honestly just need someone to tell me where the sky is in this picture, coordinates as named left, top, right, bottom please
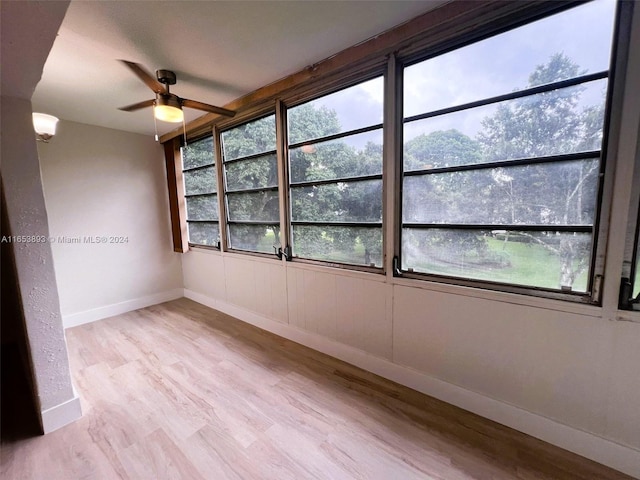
left=288, top=0, right=617, bottom=149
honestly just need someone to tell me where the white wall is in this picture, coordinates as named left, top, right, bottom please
left=38, top=120, right=183, bottom=327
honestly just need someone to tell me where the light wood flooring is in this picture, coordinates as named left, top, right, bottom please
left=1, top=298, right=633, bottom=479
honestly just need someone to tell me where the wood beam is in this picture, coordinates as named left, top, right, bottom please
left=164, top=139, right=189, bottom=252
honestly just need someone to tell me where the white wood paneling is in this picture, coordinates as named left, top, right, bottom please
left=605, top=321, right=640, bottom=447
left=392, top=284, right=620, bottom=440
left=287, top=268, right=336, bottom=335
left=286, top=267, right=392, bottom=359
left=223, top=255, right=287, bottom=324
left=253, top=259, right=288, bottom=323
left=182, top=250, right=226, bottom=302
left=224, top=256, right=256, bottom=311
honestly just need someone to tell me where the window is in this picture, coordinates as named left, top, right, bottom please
left=287, top=77, right=385, bottom=267
left=182, top=136, right=220, bottom=247
left=400, top=0, right=617, bottom=294
left=221, top=114, right=280, bottom=254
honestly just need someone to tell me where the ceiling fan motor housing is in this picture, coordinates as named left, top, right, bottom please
left=156, top=69, right=177, bottom=85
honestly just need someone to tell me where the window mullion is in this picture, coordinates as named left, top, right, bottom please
left=213, top=125, right=229, bottom=251
left=275, top=99, right=291, bottom=260
left=386, top=53, right=402, bottom=278
left=599, top=0, right=639, bottom=309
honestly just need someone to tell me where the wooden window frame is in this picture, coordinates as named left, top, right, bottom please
left=164, top=138, right=188, bottom=253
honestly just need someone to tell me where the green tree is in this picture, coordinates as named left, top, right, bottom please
left=400, top=54, right=605, bottom=289
left=182, top=137, right=219, bottom=246
left=403, top=129, right=494, bottom=267
left=477, top=53, right=603, bottom=287
left=289, top=105, right=383, bottom=265
left=220, top=115, right=279, bottom=251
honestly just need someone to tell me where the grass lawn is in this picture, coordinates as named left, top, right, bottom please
left=410, top=237, right=588, bottom=292
left=258, top=229, right=590, bottom=292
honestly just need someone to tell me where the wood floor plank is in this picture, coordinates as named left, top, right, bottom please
left=2, top=298, right=633, bottom=480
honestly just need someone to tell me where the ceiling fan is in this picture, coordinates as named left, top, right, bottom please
left=118, top=60, right=235, bottom=124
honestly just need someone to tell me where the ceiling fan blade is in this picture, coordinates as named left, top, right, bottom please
left=119, top=60, right=166, bottom=94
left=182, top=98, right=235, bottom=117
left=118, top=99, right=155, bottom=112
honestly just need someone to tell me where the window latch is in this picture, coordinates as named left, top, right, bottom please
left=274, top=245, right=292, bottom=261
left=393, top=256, right=402, bottom=276
left=619, top=277, right=640, bottom=309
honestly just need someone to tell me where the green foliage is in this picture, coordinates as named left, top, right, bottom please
left=220, top=115, right=280, bottom=251
left=404, top=129, right=482, bottom=170
left=222, top=115, right=277, bottom=160
left=475, top=53, right=603, bottom=287
left=184, top=53, right=605, bottom=287
left=182, top=137, right=220, bottom=246
left=478, top=54, right=587, bottom=161
left=288, top=106, right=384, bottom=265
left=403, top=53, right=605, bottom=288
left=182, top=136, right=214, bottom=170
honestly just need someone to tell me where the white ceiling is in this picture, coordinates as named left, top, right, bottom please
left=32, top=0, right=443, bottom=137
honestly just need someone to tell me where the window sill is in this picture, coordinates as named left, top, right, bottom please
left=287, top=258, right=387, bottom=282
left=391, top=275, right=603, bottom=317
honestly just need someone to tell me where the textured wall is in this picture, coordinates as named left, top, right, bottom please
left=1, top=96, right=75, bottom=412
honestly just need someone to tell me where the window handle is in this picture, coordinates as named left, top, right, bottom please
left=393, top=256, right=402, bottom=276
left=274, top=245, right=292, bottom=261
left=619, top=277, right=640, bottom=309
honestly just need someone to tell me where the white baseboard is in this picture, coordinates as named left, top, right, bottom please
left=41, top=394, right=82, bottom=434
left=63, top=288, right=184, bottom=329
left=184, top=288, right=640, bottom=478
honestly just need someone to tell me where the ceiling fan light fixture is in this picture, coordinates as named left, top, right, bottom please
left=154, top=94, right=183, bottom=123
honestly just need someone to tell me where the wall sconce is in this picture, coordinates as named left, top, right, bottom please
left=32, top=113, right=59, bottom=142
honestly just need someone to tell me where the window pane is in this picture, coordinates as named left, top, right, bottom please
left=184, top=166, right=216, bottom=195
left=291, top=180, right=382, bottom=223
left=404, top=80, right=607, bottom=170
left=188, top=222, right=219, bottom=247
left=288, top=77, right=384, bottom=144
left=404, top=0, right=616, bottom=117
left=227, top=191, right=279, bottom=222
left=225, top=153, right=278, bottom=191
left=228, top=224, right=279, bottom=253
left=402, top=228, right=591, bottom=291
left=292, top=225, right=382, bottom=267
left=186, top=194, right=218, bottom=221
left=287, top=75, right=385, bottom=268
left=182, top=137, right=214, bottom=170
left=289, top=129, right=383, bottom=183
left=221, top=115, right=276, bottom=161
left=403, top=160, right=598, bottom=225
left=223, top=114, right=280, bottom=254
